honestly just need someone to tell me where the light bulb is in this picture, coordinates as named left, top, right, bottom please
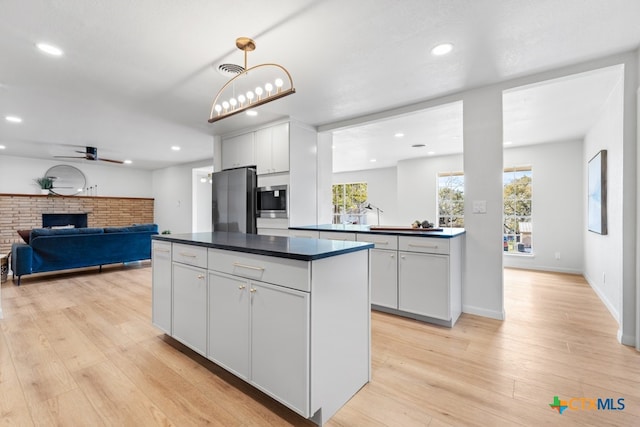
left=255, top=86, right=263, bottom=98
left=265, top=82, right=273, bottom=95
left=222, top=101, right=230, bottom=110
left=229, top=98, right=237, bottom=108
left=275, top=78, right=283, bottom=88
left=238, top=94, right=246, bottom=105
left=214, top=104, right=222, bottom=114
left=246, top=91, right=254, bottom=102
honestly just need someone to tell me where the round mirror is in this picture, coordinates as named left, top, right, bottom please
left=46, top=164, right=86, bottom=196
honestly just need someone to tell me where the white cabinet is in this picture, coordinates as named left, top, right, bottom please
left=208, top=272, right=250, bottom=379
left=222, top=132, right=255, bottom=170
left=370, top=248, right=398, bottom=308
left=172, top=262, right=207, bottom=355
left=208, top=270, right=310, bottom=415
left=398, top=251, right=449, bottom=320
left=151, top=241, right=172, bottom=333
left=250, top=281, right=309, bottom=414
left=256, top=123, right=289, bottom=175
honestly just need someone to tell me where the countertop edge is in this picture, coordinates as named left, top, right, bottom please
left=289, top=225, right=466, bottom=238
left=152, top=234, right=374, bottom=261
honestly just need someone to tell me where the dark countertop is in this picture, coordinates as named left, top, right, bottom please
left=152, top=231, right=373, bottom=261
left=289, top=224, right=466, bottom=238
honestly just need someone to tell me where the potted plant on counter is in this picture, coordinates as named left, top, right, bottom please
left=34, top=176, right=54, bottom=194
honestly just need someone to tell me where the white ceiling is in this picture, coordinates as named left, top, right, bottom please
left=1, top=1, right=639, bottom=170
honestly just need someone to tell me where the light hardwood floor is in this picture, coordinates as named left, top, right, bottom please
left=1, top=265, right=639, bottom=426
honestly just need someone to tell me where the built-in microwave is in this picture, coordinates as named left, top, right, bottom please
left=256, top=185, right=288, bottom=218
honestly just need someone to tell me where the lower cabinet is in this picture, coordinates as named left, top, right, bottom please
left=172, top=263, right=207, bottom=355
left=370, top=248, right=397, bottom=308
left=208, top=271, right=310, bottom=415
left=151, top=241, right=172, bottom=333
left=398, top=251, right=450, bottom=320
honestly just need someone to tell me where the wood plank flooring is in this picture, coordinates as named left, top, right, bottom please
left=1, top=265, right=639, bottom=426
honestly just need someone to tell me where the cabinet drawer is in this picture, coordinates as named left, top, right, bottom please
left=357, top=233, right=398, bottom=250
left=152, top=241, right=172, bottom=259
left=319, top=231, right=356, bottom=241
left=208, top=249, right=310, bottom=292
left=399, top=236, right=449, bottom=255
left=289, top=230, right=320, bottom=239
left=172, top=243, right=208, bottom=268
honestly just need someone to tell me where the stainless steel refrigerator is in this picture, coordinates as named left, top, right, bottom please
left=211, top=166, right=257, bottom=233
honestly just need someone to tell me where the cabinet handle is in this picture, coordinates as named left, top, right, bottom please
left=408, top=243, right=438, bottom=249
left=294, top=234, right=313, bottom=238
left=179, top=252, right=198, bottom=258
left=197, top=274, right=205, bottom=279
left=372, top=241, right=389, bottom=245
left=238, top=285, right=246, bottom=290
left=250, top=288, right=257, bottom=293
left=390, top=254, right=395, bottom=258
left=233, top=262, right=265, bottom=272
left=155, top=248, right=170, bottom=253
left=401, top=255, right=406, bottom=259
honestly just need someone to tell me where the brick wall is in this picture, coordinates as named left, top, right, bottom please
left=0, top=194, right=154, bottom=255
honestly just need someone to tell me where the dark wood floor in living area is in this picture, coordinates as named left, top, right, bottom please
left=1, top=265, right=639, bottom=426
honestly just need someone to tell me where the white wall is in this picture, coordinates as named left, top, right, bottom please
left=333, top=167, right=399, bottom=225
left=584, top=75, right=624, bottom=322
left=0, top=155, right=152, bottom=197
left=397, top=154, right=463, bottom=227
left=503, top=140, right=584, bottom=273
left=152, top=159, right=212, bottom=234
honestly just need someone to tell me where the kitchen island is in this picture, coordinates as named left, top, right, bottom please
left=290, top=225, right=465, bottom=327
left=151, top=231, right=373, bottom=426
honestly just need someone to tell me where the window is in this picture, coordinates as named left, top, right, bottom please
left=503, top=167, right=532, bottom=254
left=438, top=172, right=464, bottom=228
left=332, top=182, right=368, bottom=224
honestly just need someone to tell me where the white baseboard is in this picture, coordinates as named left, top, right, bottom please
left=462, top=305, right=505, bottom=320
left=583, top=272, right=620, bottom=323
left=618, top=329, right=636, bottom=347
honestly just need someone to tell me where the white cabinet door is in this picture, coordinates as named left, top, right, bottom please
left=270, top=122, right=290, bottom=173
left=208, top=272, right=250, bottom=380
left=398, top=252, right=450, bottom=320
left=172, top=263, right=207, bottom=355
left=255, top=123, right=289, bottom=175
left=255, top=127, right=272, bottom=175
left=250, top=281, right=309, bottom=416
left=222, top=132, right=255, bottom=170
left=370, top=248, right=398, bottom=308
left=152, top=241, right=172, bottom=333
left=319, top=231, right=357, bottom=241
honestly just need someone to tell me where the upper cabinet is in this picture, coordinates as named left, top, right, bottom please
left=255, top=122, right=290, bottom=175
left=222, top=122, right=289, bottom=174
left=222, top=132, right=255, bottom=170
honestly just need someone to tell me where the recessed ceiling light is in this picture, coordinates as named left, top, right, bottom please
left=370, top=159, right=377, bottom=162
left=504, top=141, right=513, bottom=145
left=0, top=145, right=6, bottom=150
left=5, top=115, right=22, bottom=123
left=36, top=43, right=64, bottom=56
left=431, top=43, right=453, bottom=56
left=394, top=132, right=404, bottom=138
left=171, top=146, right=181, bottom=151
left=123, top=159, right=132, bottom=164
left=427, top=151, right=436, bottom=155
left=412, top=144, right=426, bottom=148
left=246, top=110, right=258, bottom=117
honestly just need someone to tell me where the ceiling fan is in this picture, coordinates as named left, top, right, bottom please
left=54, top=146, right=124, bottom=164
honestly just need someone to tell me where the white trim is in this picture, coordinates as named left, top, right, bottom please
left=584, top=272, right=620, bottom=323
left=462, top=305, right=505, bottom=320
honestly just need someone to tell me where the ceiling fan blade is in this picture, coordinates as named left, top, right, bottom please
left=99, top=158, right=124, bottom=164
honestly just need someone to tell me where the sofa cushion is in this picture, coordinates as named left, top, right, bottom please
left=104, top=224, right=158, bottom=233
left=30, top=227, right=104, bottom=239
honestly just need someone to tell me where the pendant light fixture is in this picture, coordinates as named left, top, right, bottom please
left=209, top=37, right=295, bottom=123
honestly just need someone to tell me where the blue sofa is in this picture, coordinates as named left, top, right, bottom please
left=10, top=224, right=158, bottom=285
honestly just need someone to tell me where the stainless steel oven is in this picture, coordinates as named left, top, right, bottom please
left=256, top=185, right=288, bottom=218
